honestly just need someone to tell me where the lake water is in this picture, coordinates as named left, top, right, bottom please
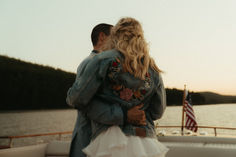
left=1, top=103, right=236, bottom=147
left=156, top=103, right=236, bottom=137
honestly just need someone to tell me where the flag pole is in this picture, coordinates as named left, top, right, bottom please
left=181, top=85, right=186, bottom=135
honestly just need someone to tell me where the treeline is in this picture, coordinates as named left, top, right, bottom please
left=0, top=55, right=235, bottom=110
left=166, top=88, right=205, bottom=106
left=0, top=55, right=75, bottom=110
left=198, top=92, right=236, bottom=104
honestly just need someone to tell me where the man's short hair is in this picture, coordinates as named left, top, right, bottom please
left=91, top=23, right=113, bottom=46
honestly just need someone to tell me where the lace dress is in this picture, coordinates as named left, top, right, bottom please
left=83, top=126, right=169, bottom=157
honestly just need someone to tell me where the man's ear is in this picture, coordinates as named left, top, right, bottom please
left=99, top=32, right=106, bottom=41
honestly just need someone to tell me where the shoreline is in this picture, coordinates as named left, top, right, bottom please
left=0, top=108, right=75, bottom=113
left=1, top=103, right=236, bottom=113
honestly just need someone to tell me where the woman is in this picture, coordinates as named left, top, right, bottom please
left=69, top=17, right=168, bottom=157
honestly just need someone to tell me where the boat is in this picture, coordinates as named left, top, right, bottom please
left=1, top=88, right=236, bottom=156
left=1, top=127, right=236, bottom=157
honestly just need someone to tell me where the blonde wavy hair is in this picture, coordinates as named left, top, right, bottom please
left=103, top=17, right=162, bottom=80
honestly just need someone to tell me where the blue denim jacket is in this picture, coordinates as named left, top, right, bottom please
left=67, top=50, right=126, bottom=157
left=67, top=49, right=166, bottom=156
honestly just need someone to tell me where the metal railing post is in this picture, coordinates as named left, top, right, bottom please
left=214, top=128, right=217, bottom=137
left=9, top=138, right=13, bottom=148
left=58, top=133, right=62, bottom=140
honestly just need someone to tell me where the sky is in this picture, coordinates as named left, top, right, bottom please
left=0, top=0, right=236, bottom=95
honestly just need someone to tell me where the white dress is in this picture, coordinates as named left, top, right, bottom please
left=83, top=126, right=169, bottom=157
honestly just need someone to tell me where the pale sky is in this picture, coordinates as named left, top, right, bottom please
left=0, top=0, right=236, bottom=95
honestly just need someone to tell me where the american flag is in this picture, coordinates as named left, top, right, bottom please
left=184, top=91, right=198, bottom=132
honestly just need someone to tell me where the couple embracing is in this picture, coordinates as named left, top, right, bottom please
left=67, top=17, right=169, bottom=157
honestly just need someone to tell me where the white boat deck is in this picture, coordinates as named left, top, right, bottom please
left=1, top=136, right=236, bottom=157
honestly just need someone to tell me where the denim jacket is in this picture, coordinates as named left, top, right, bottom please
left=67, top=50, right=126, bottom=157
left=67, top=49, right=166, bottom=156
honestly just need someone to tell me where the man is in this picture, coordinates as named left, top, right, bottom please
left=67, top=23, right=112, bottom=157
left=67, top=23, right=146, bottom=157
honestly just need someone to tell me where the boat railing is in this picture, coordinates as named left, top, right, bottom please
left=156, top=125, right=236, bottom=137
left=0, top=131, right=72, bottom=149
left=1, top=126, right=236, bottom=149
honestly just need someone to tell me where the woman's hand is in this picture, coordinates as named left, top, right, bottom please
left=127, top=104, right=146, bottom=125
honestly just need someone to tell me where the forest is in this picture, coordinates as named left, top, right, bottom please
left=0, top=55, right=235, bottom=110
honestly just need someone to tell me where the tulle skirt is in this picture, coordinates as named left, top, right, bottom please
left=83, top=126, right=169, bottom=157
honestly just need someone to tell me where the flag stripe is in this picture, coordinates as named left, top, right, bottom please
left=184, top=91, right=198, bottom=132
left=186, top=108, right=195, bottom=117
left=186, top=109, right=196, bottom=119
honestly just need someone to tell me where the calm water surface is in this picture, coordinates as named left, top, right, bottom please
left=1, top=104, right=236, bottom=146
left=157, top=103, right=236, bottom=136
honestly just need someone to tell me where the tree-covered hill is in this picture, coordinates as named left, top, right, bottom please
left=165, top=89, right=236, bottom=105
left=199, top=92, right=236, bottom=104
left=165, top=88, right=206, bottom=106
left=0, top=55, right=235, bottom=110
left=0, top=55, right=75, bottom=110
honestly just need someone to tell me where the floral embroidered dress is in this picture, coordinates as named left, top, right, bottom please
left=67, top=49, right=168, bottom=157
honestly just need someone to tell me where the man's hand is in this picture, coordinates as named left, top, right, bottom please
left=127, top=104, right=146, bottom=125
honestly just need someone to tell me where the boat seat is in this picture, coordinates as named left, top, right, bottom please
left=158, top=136, right=236, bottom=157
left=158, top=136, right=236, bottom=144
left=0, top=143, right=47, bottom=157
left=45, top=141, right=70, bottom=157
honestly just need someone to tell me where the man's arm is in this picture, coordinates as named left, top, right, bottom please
left=66, top=54, right=94, bottom=108
left=66, top=56, right=111, bottom=110
left=147, top=74, right=166, bottom=120
left=85, top=98, right=146, bottom=126
left=85, top=100, right=124, bottom=125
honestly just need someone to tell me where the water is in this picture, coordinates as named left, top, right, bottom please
left=156, top=103, right=236, bottom=136
left=0, top=109, right=76, bottom=147
left=1, top=104, right=236, bottom=147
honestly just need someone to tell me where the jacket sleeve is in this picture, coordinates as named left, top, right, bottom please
left=84, top=98, right=125, bottom=125
left=66, top=56, right=111, bottom=110
left=147, top=73, right=166, bottom=120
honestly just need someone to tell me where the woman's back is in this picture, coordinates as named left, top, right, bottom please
left=83, top=49, right=166, bottom=139
left=82, top=48, right=168, bottom=157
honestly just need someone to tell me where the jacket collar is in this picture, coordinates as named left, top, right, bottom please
left=92, top=50, right=99, bottom=54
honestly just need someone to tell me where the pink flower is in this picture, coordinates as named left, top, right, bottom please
left=141, top=90, right=146, bottom=95
left=112, top=61, right=118, bottom=67
left=120, top=88, right=133, bottom=101
left=145, top=72, right=150, bottom=77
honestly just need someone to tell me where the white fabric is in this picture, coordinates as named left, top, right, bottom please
left=83, top=126, right=169, bottom=157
